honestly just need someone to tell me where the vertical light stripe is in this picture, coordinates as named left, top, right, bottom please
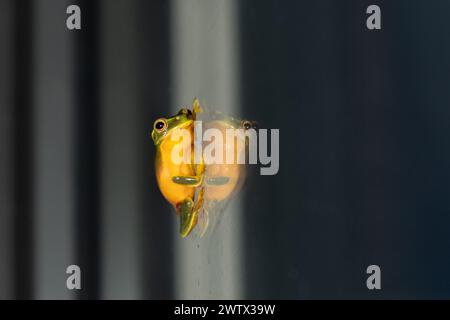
left=32, top=0, right=76, bottom=299
left=171, top=0, right=243, bottom=299
left=100, top=0, right=141, bottom=299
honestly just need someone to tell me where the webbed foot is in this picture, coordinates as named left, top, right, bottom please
left=178, top=198, right=197, bottom=237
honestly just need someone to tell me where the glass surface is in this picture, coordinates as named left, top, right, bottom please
left=0, top=0, right=450, bottom=299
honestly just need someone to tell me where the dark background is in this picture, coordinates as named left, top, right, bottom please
left=1, top=0, right=450, bottom=299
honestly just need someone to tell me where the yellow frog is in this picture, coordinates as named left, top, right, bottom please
left=151, top=99, right=254, bottom=237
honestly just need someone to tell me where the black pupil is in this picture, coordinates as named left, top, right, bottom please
left=244, top=122, right=251, bottom=130
left=156, top=121, right=165, bottom=130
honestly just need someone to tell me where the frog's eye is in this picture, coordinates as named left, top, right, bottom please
left=242, top=120, right=252, bottom=130
left=154, top=118, right=168, bottom=132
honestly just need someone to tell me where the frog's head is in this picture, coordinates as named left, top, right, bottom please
left=239, top=119, right=259, bottom=130
left=151, top=108, right=194, bottom=146
left=221, top=116, right=258, bottom=131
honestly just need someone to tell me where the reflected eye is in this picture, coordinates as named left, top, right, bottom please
left=154, top=118, right=168, bottom=132
left=242, top=120, right=252, bottom=130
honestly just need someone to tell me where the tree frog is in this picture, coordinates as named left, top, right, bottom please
left=151, top=98, right=255, bottom=237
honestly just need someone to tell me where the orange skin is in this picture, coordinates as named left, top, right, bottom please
left=152, top=101, right=253, bottom=237
left=203, top=120, right=245, bottom=202
left=155, top=123, right=196, bottom=208
left=155, top=120, right=244, bottom=206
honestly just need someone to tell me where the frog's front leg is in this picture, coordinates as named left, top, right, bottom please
left=205, top=176, right=230, bottom=185
left=178, top=197, right=197, bottom=237
left=172, top=175, right=202, bottom=186
left=172, top=160, right=205, bottom=186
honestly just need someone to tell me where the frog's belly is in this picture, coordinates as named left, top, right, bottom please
left=156, top=160, right=195, bottom=208
left=204, top=163, right=241, bottom=201
left=203, top=120, right=245, bottom=201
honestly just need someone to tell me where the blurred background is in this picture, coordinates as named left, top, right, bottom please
left=1, top=0, right=450, bottom=299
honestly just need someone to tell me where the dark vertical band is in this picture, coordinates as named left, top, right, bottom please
left=13, top=0, right=34, bottom=300
left=74, top=0, right=101, bottom=299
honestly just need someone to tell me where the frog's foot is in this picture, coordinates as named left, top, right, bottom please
left=172, top=175, right=202, bottom=187
left=205, top=176, right=230, bottom=186
left=197, top=208, right=209, bottom=237
left=177, top=198, right=197, bottom=237
left=192, top=97, right=203, bottom=116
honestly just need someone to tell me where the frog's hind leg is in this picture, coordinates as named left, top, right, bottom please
left=193, top=187, right=210, bottom=237
left=177, top=188, right=207, bottom=238
left=178, top=198, right=197, bottom=238
left=197, top=208, right=209, bottom=237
